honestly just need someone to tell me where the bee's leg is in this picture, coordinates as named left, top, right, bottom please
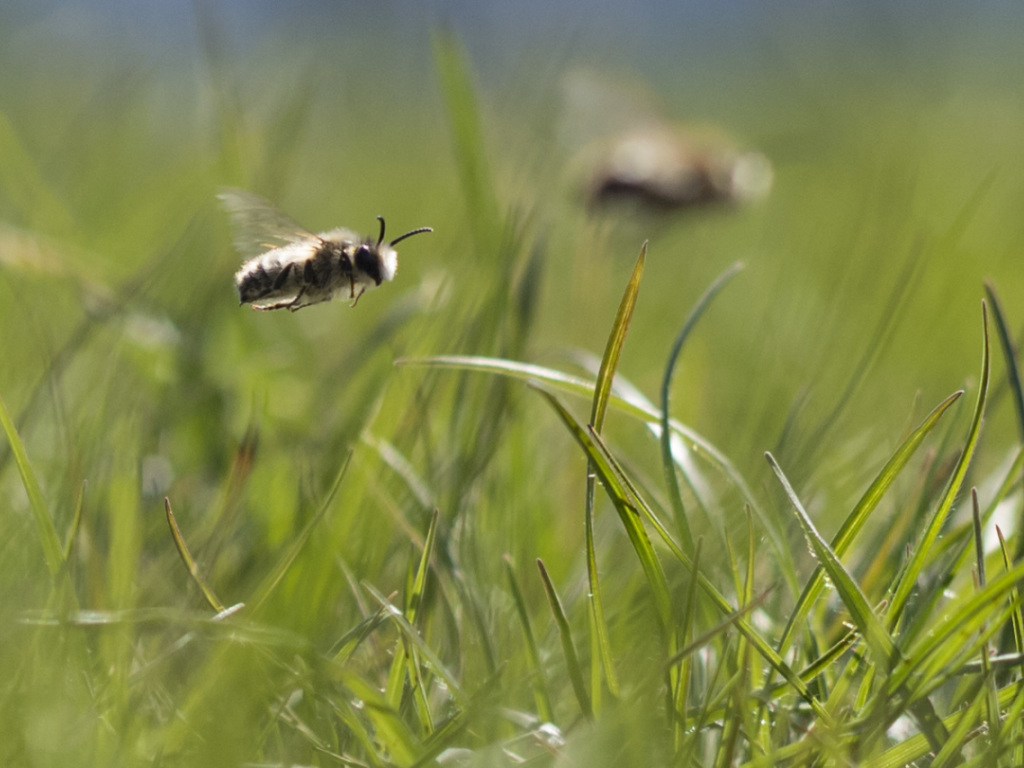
left=349, top=285, right=366, bottom=307
left=287, top=290, right=308, bottom=312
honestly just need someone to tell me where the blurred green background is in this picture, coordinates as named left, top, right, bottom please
left=1, top=2, right=1023, bottom=764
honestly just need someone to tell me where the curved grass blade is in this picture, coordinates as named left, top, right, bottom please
left=888, top=302, right=990, bottom=624
left=63, top=480, right=87, bottom=561
left=584, top=242, right=646, bottom=707
left=775, top=390, right=963, bottom=657
left=995, top=525, right=1024, bottom=671
left=406, top=508, right=439, bottom=625
left=249, top=450, right=353, bottom=613
left=765, top=452, right=897, bottom=668
left=503, top=555, right=553, bottom=722
left=893, top=557, right=1024, bottom=694
left=165, top=497, right=225, bottom=613
left=593, top=242, right=646, bottom=432
left=862, top=676, right=1021, bottom=768
left=660, top=261, right=743, bottom=555
left=970, top=488, right=1001, bottom=745
left=767, top=450, right=951, bottom=753
left=667, top=586, right=773, bottom=671
left=402, top=509, right=441, bottom=733
left=364, top=582, right=468, bottom=710
left=537, top=557, right=591, bottom=718
left=984, top=281, right=1024, bottom=560
left=674, top=537, right=702, bottom=740
left=0, top=388, right=64, bottom=579
left=331, top=666, right=423, bottom=767
left=533, top=385, right=673, bottom=635
left=801, top=249, right=922, bottom=467
left=532, top=384, right=833, bottom=723
left=395, top=355, right=775, bottom=567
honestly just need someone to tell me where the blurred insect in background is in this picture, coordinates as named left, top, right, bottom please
left=220, top=188, right=432, bottom=311
left=560, top=70, right=773, bottom=214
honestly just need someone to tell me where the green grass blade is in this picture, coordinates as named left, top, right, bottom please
left=776, top=389, right=963, bottom=656
left=667, top=587, right=772, bottom=670
left=503, top=555, right=553, bottom=722
left=63, top=480, right=86, bottom=561
left=432, top=28, right=500, bottom=251
left=995, top=526, right=1024, bottom=666
left=768, top=451, right=954, bottom=751
left=532, top=385, right=673, bottom=635
left=0, top=388, right=64, bottom=580
left=889, top=302, right=990, bottom=624
left=364, top=583, right=468, bottom=709
left=537, top=557, right=591, bottom=718
left=592, top=242, right=646, bottom=432
left=406, top=509, right=439, bottom=626
left=332, top=667, right=423, bottom=767
left=765, top=452, right=897, bottom=667
left=894, top=558, right=1024, bottom=691
left=660, top=261, right=743, bottom=554
left=396, top=354, right=774, bottom=563
left=970, top=489, right=1001, bottom=744
left=164, top=497, right=225, bottom=613
left=584, top=242, right=646, bottom=707
left=984, top=281, right=1024, bottom=560
left=249, top=450, right=353, bottom=614
left=401, top=509, right=441, bottom=734
left=674, top=537, right=702, bottom=740
left=404, top=357, right=831, bottom=724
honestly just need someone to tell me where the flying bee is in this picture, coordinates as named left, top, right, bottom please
left=584, top=127, right=773, bottom=212
left=219, top=188, right=432, bottom=311
left=559, top=69, right=772, bottom=214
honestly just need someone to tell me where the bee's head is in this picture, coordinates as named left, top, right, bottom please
left=361, top=216, right=431, bottom=285
left=354, top=242, right=394, bottom=286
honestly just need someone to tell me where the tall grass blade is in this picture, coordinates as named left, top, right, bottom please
left=800, top=250, right=921, bottom=467
left=533, top=385, right=673, bottom=634
left=888, top=302, right=990, bottom=624
left=765, top=452, right=897, bottom=667
left=532, top=383, right=832, bottom=722
left=776, top=389, right=963, bottom=657
left=983, top=281, right=1024, bottom=560
left=674, top=538, right=702, bottom=740
left=536, top=558, right=591, bottom=718
left=249, top=450, right=352, bottom=613
left=432, top=28, right=500, bottom=251
left=767, top=451, right=953, bottom=752
left=403, top=509, right=440, bottom=733
left=584, top=242, right=646, bottom=707
left=164, top=497, right=225, bottom=613
left=63, top=480, right=86, bottom=561
left=667, top=587, right=772, bottom=670
left=364, top=583, right=468, bottom=709
left=660, top=261, right=743, bottom=555
left=592, top=242, right=646, bottom=432
left=970, top=489, right=1001, bottom=745
left=406, top=508, right=439, bottom=625
left=995, top=526, right=1024, bottom=667
left=0, top=389, right=64, bottom=580
left=503, top=555, right=553, bottom=722
left=396, top=355, right=768, bottom=547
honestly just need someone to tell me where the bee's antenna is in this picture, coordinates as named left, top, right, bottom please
left=375, top=216, right=386, bottom=248
left=389, top=227, right=434, bottom=247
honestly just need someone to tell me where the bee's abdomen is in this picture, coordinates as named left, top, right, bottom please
left=236, top=261, right=281, bottom=302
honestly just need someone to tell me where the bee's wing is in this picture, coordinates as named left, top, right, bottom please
left=558, top=68, right=669, bottom=151
left=218, top=187, right=319, bottom=259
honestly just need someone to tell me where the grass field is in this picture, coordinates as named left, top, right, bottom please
left=2, top=7, right=1024, bottom=766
